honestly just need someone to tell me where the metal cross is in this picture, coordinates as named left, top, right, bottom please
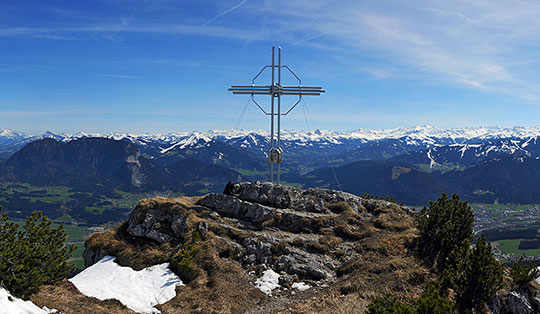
left=228, top=46, right=325, bottom=185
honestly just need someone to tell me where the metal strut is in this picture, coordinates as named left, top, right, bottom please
left=228, top=46, right=325, bottom=185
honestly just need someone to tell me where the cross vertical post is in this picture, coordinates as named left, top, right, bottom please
left=228, top=46, right=325, bottom=185
left=277, top=46, right=282, bottom=184
left=270, top=47, right=275, bottom=183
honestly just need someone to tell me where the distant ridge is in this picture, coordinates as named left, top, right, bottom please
left=6, top=125, right=540, bottom=144
left=0, top=137, right=241, bottom=193
left=3, top=126, right=540, bottom=206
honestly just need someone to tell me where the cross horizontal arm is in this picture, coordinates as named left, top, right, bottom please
left=281, top=92, right=324, bottom=95
left=229, top=85, right=325, bottom=95
left=231, top=92, right=273, bottom=95
left=230, top=85, right=271, bottom=88
left=231, top=91, right=324, bottom=95
left=230, top=85, right=323, bottom=89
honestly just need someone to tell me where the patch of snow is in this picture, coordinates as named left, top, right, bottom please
left=254, top=269, right=280, bottom=295
left=291, top=282, right=310, bottom=291
left=0, top=286, right=56, bottom=314
left=458, top=145, right=469, bottom=159
left=69, top=256, right=183, bottom=314
left=426, top=149, right=440, bottom=168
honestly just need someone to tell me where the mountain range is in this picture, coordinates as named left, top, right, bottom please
left=0, top=137, right=241, bottom=194
left=2, top=125, right=540, bottom=205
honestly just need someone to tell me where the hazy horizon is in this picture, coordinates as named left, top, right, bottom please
left=6, top=124, right=540, bottom=137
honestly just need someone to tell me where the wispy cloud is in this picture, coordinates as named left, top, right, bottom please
left=0, top=66, right=24, bottom=73
left=0, top=23, right=269, bottom=42
left=254, top=0, right=540, bottom=102
left=202, top=0, right=248, bottom=26
left=98, top=74, right=141, bottom=79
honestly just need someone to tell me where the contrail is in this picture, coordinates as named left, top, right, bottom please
left=202, top=0, right=248, bottom=26
left=99, top=74, right=141, bottom=79
left=287, top=32, right=328, bottom=48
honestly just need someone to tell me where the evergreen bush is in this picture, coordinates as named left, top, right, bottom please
left=446, top=234, right=503, bottom=312
left=367, top=282, right=453, bottom=314
left=510, top=256, right=540, bottom=289
left=413, top=282, right=453, bottom=314
left=169, top=230, right=201, bottom=283
left=0, top=208, right=75, bottom=298
left=416, top=193, right=474, bottom=269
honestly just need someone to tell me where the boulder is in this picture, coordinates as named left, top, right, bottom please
left=490, top=290, right=540, bottom=314
left=507, top=291, right=535, bottom=314
left=242, top=238, right=273, bottom=264
left=197, top=193, right=243, bottom=217
left=126, top=208, right=189, bottom=244
left=224, top=181, right=366, bottom=214
left=226, top=181, right=293, bottom=208
left=197, top=193, right=275, bottom=224
left=272, top=248, right=335, bottom=280
left=82, top=244, right=108, bottom=267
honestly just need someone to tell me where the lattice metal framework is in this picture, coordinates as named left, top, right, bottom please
left=229, top=46, right=325, bottom=184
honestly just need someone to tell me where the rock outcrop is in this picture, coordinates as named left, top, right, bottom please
left=490, top=289, right=540, bottom=314
left=125, top=207, right=189, bottom=244
left=82, top=181, right=425, bottom=313
left=51, top=181, right=540, bottom=313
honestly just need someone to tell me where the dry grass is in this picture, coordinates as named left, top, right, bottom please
left=277, top=256, right=431, bottom=314
left=159, top=237, right=266, bottom=314
left=326, top=201, right=360, bottom=214
left=31, top=279, right=134, bottom=314
left=86, top=224, right=172, bottom=270
left=135, top=196, right=202, bottom=212
left=129, top=196, right=203, bottom=226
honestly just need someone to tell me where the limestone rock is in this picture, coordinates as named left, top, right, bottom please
left=225, top=181, right=292, bottom=208
left=272, top=248, right=335, bottom=280
left=490, top=290, right=540, bottom=314
left=197, top=193, right=275, bottom=224
left=197, top=221, right=208, bottom=234
left=126, top=208, right=189, bottom=244
left=224, top=181, right=366, bottom=214
left=82, top=244, right=108, bottom=267
left=507, top=291, right=535, bottom=314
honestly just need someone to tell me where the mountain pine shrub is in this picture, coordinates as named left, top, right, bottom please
left=367, top=282, right=453, bottom=314
left=416, top=193, right=474, bottom=269
left=413, top=282, right=453, bottom=314
left=415, top=193, right=503, bottom=311
left=169, top=230, right=201, bottom=283
left=366, top=297, right=416, bottom=314
left=0, top=208, right=75, bottom=298
left=445, top=234, right=503, bottom=312
left=510, top=256, right=540, bottom=289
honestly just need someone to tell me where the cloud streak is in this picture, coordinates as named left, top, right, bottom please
left=0, top=22, right=269, bottom=42
left=202, top=0, right=248, bottom=26
left=98, top=74, right=141, bottom=79
left=256, top=0, right=540, bottom=102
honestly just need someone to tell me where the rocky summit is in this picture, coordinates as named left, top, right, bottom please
left=71, top=181, right=423, bottom=313
left=29, top=181, right=540, bottom=313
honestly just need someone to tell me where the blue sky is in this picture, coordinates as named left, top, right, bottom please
left=2, top=0, right=540, bottom=134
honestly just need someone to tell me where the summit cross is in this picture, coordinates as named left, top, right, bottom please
left=228, top=46, right=325, bottom=185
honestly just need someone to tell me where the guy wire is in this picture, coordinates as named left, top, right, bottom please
left=301, top=98, right=343, bottom=191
